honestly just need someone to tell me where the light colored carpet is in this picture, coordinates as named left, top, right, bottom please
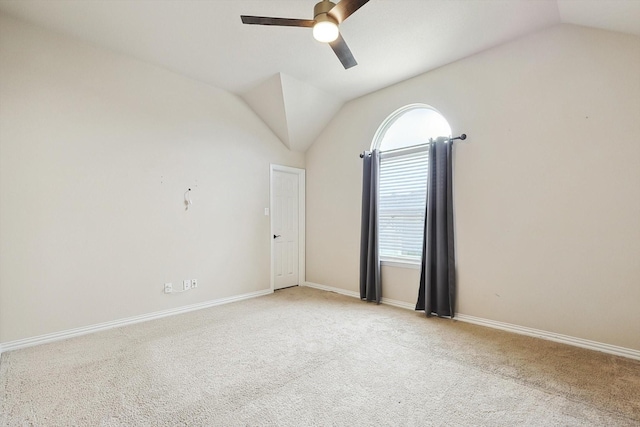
left=1, top=286, right=639, bottom=426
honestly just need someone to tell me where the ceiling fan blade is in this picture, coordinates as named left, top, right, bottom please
left=328, top=0, right=370, bottom=24
left=329, top=34, right=357, bottom=69
left=240, top=16, right=315, bottom=28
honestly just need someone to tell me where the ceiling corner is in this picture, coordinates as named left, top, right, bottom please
left=240, top=73, right=291, bottom=149
left=241, top=72, right=343, bottom=153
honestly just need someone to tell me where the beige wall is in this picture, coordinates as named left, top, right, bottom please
left=0, top=15, right=303, bottom=343
left=306, top=24, right=640, bottom=350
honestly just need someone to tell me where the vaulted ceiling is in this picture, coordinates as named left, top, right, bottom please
left=1, top=0, right=638, bottom=151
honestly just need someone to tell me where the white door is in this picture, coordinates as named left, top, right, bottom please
left=272, top=169, right=299, bottom=290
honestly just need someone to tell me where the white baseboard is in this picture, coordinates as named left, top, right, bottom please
left=303, top=281, right=640, bottom=361
left=454, top=314, right=640, bottom=361
left=0, top=289, right=273, bottom=355
left=303, top=281, right=360, bottom=299
left=380, top=296, right=416, bottom=311
left=303, top=281, right=415, bottom=310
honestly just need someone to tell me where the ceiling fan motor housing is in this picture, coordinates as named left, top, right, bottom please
left=314, top=0, right=338, bottom=24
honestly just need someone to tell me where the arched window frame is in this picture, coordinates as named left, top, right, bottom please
left=372, top=104, right=451, bottom=268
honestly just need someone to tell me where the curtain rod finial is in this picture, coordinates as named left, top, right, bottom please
left=450, top=133, right=468, bottom=142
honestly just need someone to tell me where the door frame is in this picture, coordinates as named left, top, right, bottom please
left=270, top=164, right=306, bottom=292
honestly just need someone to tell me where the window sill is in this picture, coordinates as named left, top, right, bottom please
left=381, top=258, right=421, bottom=270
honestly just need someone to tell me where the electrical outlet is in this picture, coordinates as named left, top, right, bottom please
left=183, top=279, right=191, bottom=291
left=164, top=283, right=172, bottom=294
left=191, top=279, right=198, bottom=288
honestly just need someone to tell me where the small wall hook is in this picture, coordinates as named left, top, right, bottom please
left=184, top=188, right=192, bottom=210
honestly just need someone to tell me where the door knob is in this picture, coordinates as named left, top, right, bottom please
left=273, top=234, right=281, bottom=239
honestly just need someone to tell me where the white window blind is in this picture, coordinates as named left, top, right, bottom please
left=378, top=146, right=429, bottom=261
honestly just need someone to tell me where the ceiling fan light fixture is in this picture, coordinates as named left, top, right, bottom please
left=313, top=17, right=339, bottom=43
left=240, top=0, right=366, bottom=68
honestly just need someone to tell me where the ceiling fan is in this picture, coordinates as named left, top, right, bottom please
left=240, top=0, right=370, bottom=69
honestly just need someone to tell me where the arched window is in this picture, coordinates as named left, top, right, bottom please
left=372, top=104, right=451, bottom=264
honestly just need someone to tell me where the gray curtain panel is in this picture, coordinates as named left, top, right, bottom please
left=416, top=137, right=456, bottom=317
left=360, top=150, right=381, bottom=303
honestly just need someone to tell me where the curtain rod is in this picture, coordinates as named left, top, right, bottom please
left=359, top=134, right=467, bottom=158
